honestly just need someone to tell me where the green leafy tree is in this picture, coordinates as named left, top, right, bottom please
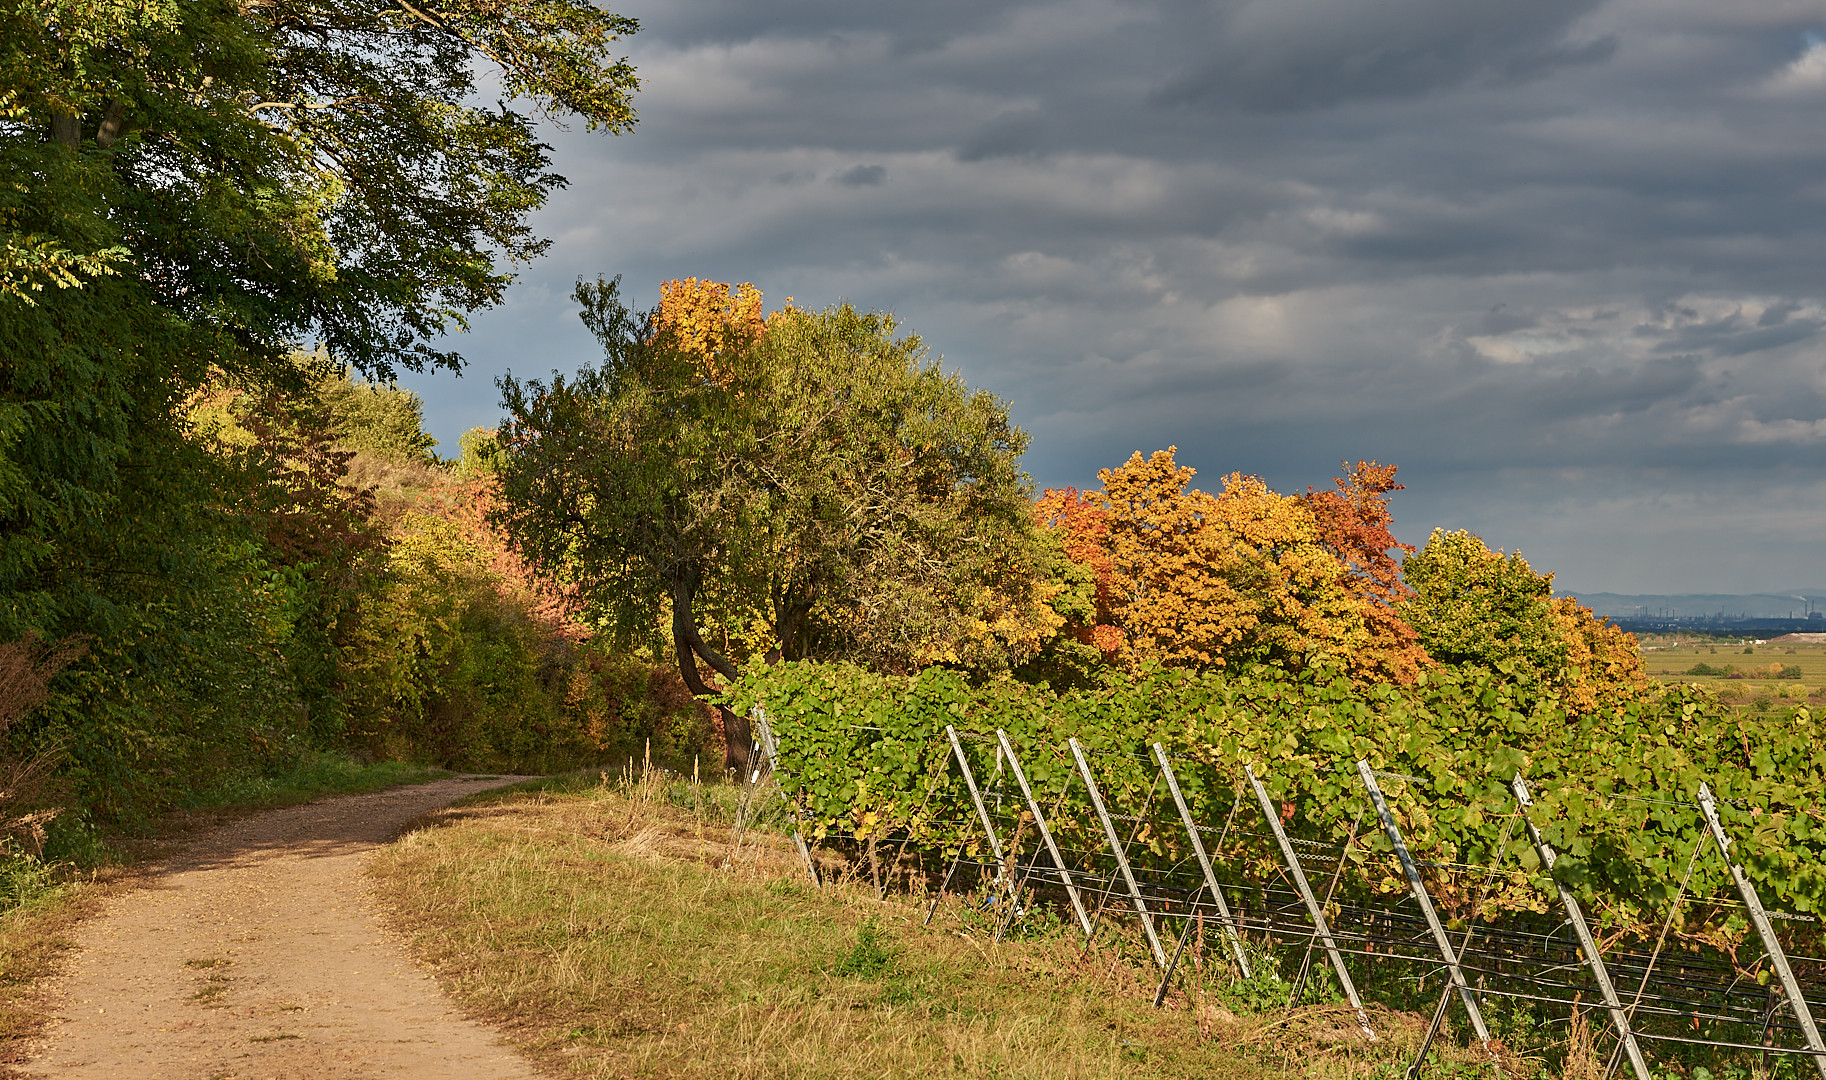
left=736, top=301, right=1055, bottom=675
left=1402, top=529, right=1562, bottom=673
left=454, top=427, right=503, bottom=479
left=1402, top=528, right=1645, bottom=709
left=316, top=371, right=440, bottom=463
left=494, top=277, right=1051, bottom=769
left=1, top=0, right=637, bottom=618
left=0, top=0, right=639, bottom=813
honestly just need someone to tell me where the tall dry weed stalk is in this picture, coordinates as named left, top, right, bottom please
left=0, top=635, right=86, bottom=856
left=1561, top=999, right=1603, bottom=1080
left=610, top=743, right=668, bottom=837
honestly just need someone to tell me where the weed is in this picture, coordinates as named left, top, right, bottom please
left=0, top=849, right=55, bottom=914
left=1220, top=967, right=1294, bottom=1013
left=764, top=876, right=808, bottom=899
left=831, top=918, right=897, bottom=978
left=189, top=977, right=231, bottom=1007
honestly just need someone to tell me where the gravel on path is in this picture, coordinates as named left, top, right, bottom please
left=23, top=775, right=543, bottom=1080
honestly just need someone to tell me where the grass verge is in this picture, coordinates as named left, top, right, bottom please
left=369, top=774, right=1481, bottom=1079
left=178, top=752, right=448, bottom=814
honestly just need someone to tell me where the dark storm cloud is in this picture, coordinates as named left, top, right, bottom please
left=1644, top=303, right=1825, bottom=356
left=404, top=0, right=1826, bottom=592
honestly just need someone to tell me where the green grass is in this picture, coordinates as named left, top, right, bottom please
left=368, top=775, right=1494, bottom=1080
left=178, top=752, right=448, bottom=812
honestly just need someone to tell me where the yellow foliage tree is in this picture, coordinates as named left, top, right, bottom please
left=653, top=277, right=770, bottom=382
left=1096, top=448, right=1372, bottom=671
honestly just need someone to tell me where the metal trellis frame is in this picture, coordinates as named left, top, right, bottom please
left=997, top=729, right=1095, bottom=937
left=1247, top=762, right=1377, bottom=1039
left=1070, top=737, right=1168, bottom=967
left=1512, top=775, right=1652, bottom=1080
left=1357, top=760, right=1494, bottom=1050
left=1698, top=782, right=1826, bottom=1080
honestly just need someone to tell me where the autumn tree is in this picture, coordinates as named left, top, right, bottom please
left=1402, top=529, right=1646, bottom=710
left=1033, top=488, right=1124, bottom=660
left=1304, top=462, right=1431, bottom=683
left=494, top=276, right=1052, bottom=769
left=653, top=278, right=766, bottom=382
left=1032, top=450, right=1430, bottom=682
left=1089, top=448, right=1374, bottom=671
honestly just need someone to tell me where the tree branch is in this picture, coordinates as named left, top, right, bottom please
left=672, top=570, right=739, bottom=683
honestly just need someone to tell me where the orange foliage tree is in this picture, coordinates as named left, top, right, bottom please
left=1032, top=488, right=1124, bottom=659
left=1303, top=461, right=1431, bottom=683
left=1097, top=448, right=1371, bottom=671
left=1036, top=449, right=1428, bottom=682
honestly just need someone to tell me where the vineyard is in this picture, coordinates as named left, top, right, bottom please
left=725, top=661, right=1826, bottom=1078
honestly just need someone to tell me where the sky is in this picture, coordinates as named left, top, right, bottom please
left=396, top=0, right=1826, bottom=596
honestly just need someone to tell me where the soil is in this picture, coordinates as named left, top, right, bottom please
left=20, top=775, right=543, bottom=1080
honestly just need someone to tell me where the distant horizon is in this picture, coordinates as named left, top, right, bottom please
left=1556, top=590, right=1826, bottom=621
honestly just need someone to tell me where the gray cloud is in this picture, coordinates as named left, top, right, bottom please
left=401, top=0, right=1826, bottom=593
left=833, top=163, right=887, bottom=186
left=1148, top=0, right=1615, bottom=112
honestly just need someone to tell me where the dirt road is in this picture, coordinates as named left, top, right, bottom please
left=23, top=776, right=543, bottom=1080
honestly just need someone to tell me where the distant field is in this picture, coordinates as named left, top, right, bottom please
left=1638, top=636, right=1826, bottom=709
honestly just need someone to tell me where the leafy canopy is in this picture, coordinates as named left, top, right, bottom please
left=494, top=276, right=1052, bottom=767
left=1403, top=528, right=1645, bottom=710
left=1, top=0, right=640, bottom=634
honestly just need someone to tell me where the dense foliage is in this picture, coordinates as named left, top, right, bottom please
left=495, top=277, right=1052, bottom=767
left=1404, top=527, right=1647, bottom=711
left=1033, top=455, right=1636, bottom=697
left=0, top=366, right=715, bottom=869
left=0, top=0, right=650, bottom=858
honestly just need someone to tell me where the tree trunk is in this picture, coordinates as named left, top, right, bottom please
left=96, top=101, right=128, bottom=148
left=49, top=110, right=80, bottom=148
left=768, top=579, right=817, bottom=663
left=670, top=568, right=750, bottom=775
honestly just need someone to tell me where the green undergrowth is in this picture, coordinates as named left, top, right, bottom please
left=444, top=761, right=790, bottom=831
left=36, top=752, right=449, bottom=870
left=6, top=752, right=448, bottom=918
left=176, top=752, right=448, bottom=813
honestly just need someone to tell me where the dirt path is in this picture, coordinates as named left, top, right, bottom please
left=22, top=775, right=543, bottom=1080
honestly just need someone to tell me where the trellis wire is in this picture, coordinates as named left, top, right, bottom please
left=731, top=717, right=1826, bottom=1073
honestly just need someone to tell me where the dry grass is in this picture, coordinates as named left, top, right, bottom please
left=0, top=868, right=121, bottom=1074
left=369, top=775, right=1517, bottom=1079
